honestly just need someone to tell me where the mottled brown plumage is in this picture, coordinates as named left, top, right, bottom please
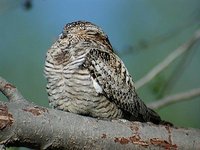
left=44, top=21, right=169, bottom=125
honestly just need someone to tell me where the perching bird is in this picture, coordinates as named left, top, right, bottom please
left=44, top=21, right=170, bottom=125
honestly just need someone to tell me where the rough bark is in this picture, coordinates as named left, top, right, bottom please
left=0, top=77, right=200, bottom=150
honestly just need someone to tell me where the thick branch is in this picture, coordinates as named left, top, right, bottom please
left=0, top=98, right=200, bottom=149
left=148, top=88, right=200, bottom=109
left=135, top=29, right=200, bottom=89
left=0, top=79, right=200, bottom=149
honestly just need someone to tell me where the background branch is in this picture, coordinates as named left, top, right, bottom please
left=148, top=88, right=200, bottom=109
left=135, top=29, right=200, bottom=89
left=0, top=76, right=200, bottom=149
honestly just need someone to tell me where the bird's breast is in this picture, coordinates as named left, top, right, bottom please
left=45, top=51, right=123, bottom=119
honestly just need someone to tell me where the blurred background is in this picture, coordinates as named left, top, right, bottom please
left=0, top=0, right=200, bottom=143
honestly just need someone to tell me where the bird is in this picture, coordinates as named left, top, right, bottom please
left=44, top=20, right=170, bottom=125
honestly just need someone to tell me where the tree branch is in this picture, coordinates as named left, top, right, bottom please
left=0, top=77, right=200, bottom=149
left=135, top=29, right=200, bottom=89
left=0, top=76, right=24, bottom=102
left=147, top=88, right=200, bottom=110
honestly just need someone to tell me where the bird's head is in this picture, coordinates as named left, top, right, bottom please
left=46, top=21, right=114, bottom=66
left=59, top=21, right=113, bottom=50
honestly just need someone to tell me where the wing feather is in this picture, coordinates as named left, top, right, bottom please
left=82, top=48, right=163, bottom=123
left=83, top=49, right=142, bottom=117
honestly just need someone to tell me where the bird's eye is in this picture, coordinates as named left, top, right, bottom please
left=60, top=30, right=69, bottom=39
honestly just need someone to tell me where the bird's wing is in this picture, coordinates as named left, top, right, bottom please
left=82, top=48, right=150, bottom=120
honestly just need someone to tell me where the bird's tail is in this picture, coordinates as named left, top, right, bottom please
left=147, top=108, right=173, bottom=126
left=123, top=94, right=173, bottom=126
left=147, top=108, right=161, bottom=124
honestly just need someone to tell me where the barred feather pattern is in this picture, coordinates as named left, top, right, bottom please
left=44, top=21, right=168, bottom=124
left=44, top=25, right=123, bottom=119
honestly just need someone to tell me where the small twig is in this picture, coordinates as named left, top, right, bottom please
left=156, top=47, right=196, bottom=98
left=147, top=88, right=200, bottom=109
left=0, top=76, right=24, bottom=102
left=135, top=29, right=200, bottom=89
